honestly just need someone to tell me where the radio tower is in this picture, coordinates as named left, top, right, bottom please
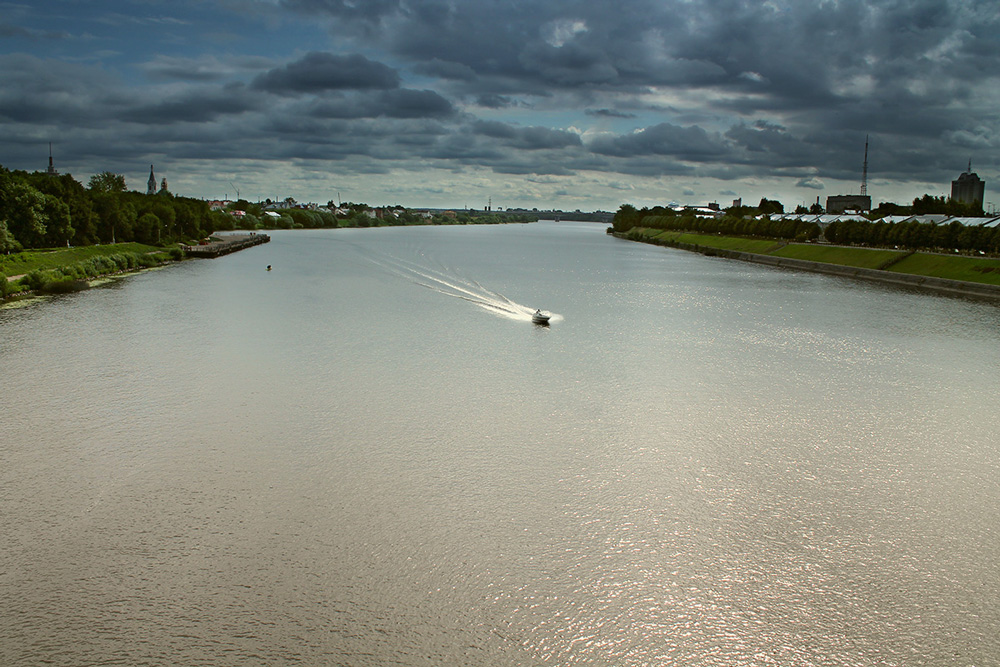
left=47, top=143, right=59, bottom=176
left=860, top=135, right=869, bottom=196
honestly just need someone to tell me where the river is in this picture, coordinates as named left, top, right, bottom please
left=2, top=221, right=999, bottom=666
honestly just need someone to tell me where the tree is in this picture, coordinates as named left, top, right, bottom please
left=91, top=193, right=136, bottom=243
left=41, top=195, right=73, bottom=247
left=757, top=198, right=784, bottom=215
left=0, top=174, right=48, bottom=248
left=88, top=171, right=128, bottom=194
left=0, top=218, right=20, bottom=253
left=151, top=202, right=177, bottom=240
left=871, top=200, right=907, bottom=218
left=612, top=204, right=640, bottom=232
left=28, top=172, right=99, bottom=245
left=135, top=212, right=161, bottom=244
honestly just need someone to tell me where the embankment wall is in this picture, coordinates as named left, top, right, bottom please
left=618, top=235, right=1000, bottom=301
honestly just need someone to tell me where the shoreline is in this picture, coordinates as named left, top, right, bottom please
left=613, top=231, right=1000, bottom=301
left=183, top=232, right=269, bottom=258
left=2, top=233, right=270, bottom=303
left=0, top=264, right=171, bottom=308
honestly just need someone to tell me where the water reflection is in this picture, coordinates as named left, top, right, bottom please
left=2, top=223, right=999, bottom=666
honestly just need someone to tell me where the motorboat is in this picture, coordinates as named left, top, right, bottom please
left=532, top=309, right=551, bottom=325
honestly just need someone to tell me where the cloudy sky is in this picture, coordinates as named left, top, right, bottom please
left=1, top=0, right=998, bottom=211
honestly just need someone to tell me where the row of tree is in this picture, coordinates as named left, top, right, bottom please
left=611, top=203, right=820, bottom=241
left=220, top=201, right=537, bottom=231
left=823, top=218, right=1000, bottom=253
left=1, top=166, right=224, bottom=252
left=869, top=194, right=985, bottom=218
left=1, top=165, right=540, bottom=254
left=612, top=201, right=1000, bottom=254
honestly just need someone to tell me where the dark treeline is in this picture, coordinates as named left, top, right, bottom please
left=870, top=194, right=984, bottom=218
left=613, top=202, right=1000, bottom=254
left=1, top=166, right=539, bottom=254
left=612, top=203, right=820, bottom=241
left=0, top=166, right=224, bottom=252
left=229, top=200, right=537, bottom=230
left=824, top=218, right=1000, bottom=253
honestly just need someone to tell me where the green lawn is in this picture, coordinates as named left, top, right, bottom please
left=625, top=228, right=1000, bottom=287
left=886, top=253, right=1000, bottom=285
left=1, top=243, right=163, bottom=277
left=637, top=229, right=781, bottom=253
left=770, top=244, right=905, bottom=270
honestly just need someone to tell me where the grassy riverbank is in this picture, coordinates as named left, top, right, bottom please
left=1, top=243, right=166, bottom=276
left=626, top=228, right=1000, bottom=287
left=2, top=243, right=182, bottom=298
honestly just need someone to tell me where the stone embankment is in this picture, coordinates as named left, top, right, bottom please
left=183, top=233, right=269, bottom=258
left=617, top=234, right=1000, bottom=301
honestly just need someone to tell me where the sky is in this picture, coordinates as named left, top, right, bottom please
left=1, top=0, right=998, bottom=212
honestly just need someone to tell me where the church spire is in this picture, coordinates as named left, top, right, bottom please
left=147, top=165, right=156, bottom=195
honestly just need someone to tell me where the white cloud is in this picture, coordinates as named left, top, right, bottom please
left=739, top=71, right=768, bottom=84
left=544, top=19, right=588, bottom=48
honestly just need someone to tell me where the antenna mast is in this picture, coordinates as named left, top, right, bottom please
left=860, top=135, right=869, bottom=196
left=47, top=142, right=59, bottom=176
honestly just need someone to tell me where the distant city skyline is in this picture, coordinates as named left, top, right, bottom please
left=1, top=1, right=997, bottom=211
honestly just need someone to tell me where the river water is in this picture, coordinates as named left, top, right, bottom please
left=2, top=221, right=999, bottom=666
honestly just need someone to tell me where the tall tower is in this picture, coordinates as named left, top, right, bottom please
left=860, top=135, right=869, bottom=197
left=826, top=136, right=873, bottom=213
left=46, top=143, right=59, bottom=176
left=147, top=165, right=157, bottom=195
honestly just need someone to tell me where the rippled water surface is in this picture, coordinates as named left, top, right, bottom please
left=3, top=222, right=999, bottom=666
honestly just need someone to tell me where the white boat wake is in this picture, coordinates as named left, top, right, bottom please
left=370, top=253, right=557, bottom=323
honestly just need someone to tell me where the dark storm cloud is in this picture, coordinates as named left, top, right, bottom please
left=472, top=121, right=581, bottom=150
left=413, top=59, right=477, bottom=82
left=122, top=84, right=261, bottom=124
left=587, top=109, right=636, bottom=119
left=280, top=0, right=999, bottom=146
left=590, top=123, right=731, bottom=161
left=278, top=0, right=759, bottom=93
left=378, top=89, right=455, bottom=118
left=518, top=41, right=619, bottom=86
left=475, top=94, right=518, bottom=109
left=0, top=21, right=67, bottom=39
left=280, top=0, right=404, bottom=24
left=141, top=55, right=274, bottom=82
left=724, top=121, right=815, bottom=169
left=307, top=89, right=455, bottom=119
left=0, top=54, right=117, bottom=124
left=251, top=52, right=400, bottom=94
left=3, top=0, right=998, bottom=201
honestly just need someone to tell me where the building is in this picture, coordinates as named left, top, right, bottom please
left=951, top=162, right=985, bottom=208
left=146, top=165, right=157, bottom=195
left=826, top=194, right=871, bottom=214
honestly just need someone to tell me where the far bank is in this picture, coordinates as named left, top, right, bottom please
left=615, top=228, right=1000, bottom=301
